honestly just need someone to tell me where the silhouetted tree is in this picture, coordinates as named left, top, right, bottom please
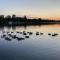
left=0, top=15, right=4, bottom=25
left=12, top=14, right=16, bottom=19
left=0, top=14, right=59, bottom=26
left=24, top=16, right=27, bottom=20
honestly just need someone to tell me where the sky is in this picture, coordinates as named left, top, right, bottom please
left=0, top=0, right=60, bottom=20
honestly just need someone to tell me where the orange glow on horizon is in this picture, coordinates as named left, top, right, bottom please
left=30, top=14, right=60, bottom=20
left=27, top=15, right=60, bottom=20
left=17, top=14, right=60, bottom=20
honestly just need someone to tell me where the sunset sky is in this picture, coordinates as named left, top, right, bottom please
left=0, top=0, right=60, bottom=20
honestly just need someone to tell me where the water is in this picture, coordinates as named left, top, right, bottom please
left=0, top=24, right=60, bottom=60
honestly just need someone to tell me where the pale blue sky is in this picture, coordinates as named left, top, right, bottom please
left=0, top=0, right=60, bottom=19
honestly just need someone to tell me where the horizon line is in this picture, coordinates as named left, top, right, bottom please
left=0, top=14, right=60, bottom=20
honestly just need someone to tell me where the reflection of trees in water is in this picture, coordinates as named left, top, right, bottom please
left=6, top=26, right=11, bottom=29
left=24, top=25, right=27, bottom=30
left=12, top=26, right=16, bottom=30
left=0, top=26, right=4, bottom=31
left=12, top=26, right=27, bottom=30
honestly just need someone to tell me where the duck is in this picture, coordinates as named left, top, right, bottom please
left=48, top=33, right=51, bottom=35
left=40, top=33, right=43, bottom=35
left=52, top=33, right=58, bottom=37
left=52, top=34, right=56, bottom=36
left=5, top=37, right=11, bottom=41
left=11, top=32, right=14, bottom=33
left=17, top=37, right=25, bottom=40
left=23, top=31, right=27, bottom=35
left=20, top=32, right=22, bottom=34
left=54, top=33, right=58, bottom=36
left=36, top=32, right=39, bottom=35
left=25, top=36, right=29, bottom=38
left=17, top=32, right=20, bottom=33
left=11, top=35, right=17, bottom=39
left=29, top=32, right=33, bottom=35
left=8, top=34, right=12, bottom=37
left=1, top=34, right=6, bottom=38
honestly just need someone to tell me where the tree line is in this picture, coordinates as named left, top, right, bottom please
left=0, top=14, right=59, bottom=26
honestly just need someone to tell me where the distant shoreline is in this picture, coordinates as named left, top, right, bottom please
left=1, top=22, right=60, bottom=26
left=0, top=15, right=60, bottom=26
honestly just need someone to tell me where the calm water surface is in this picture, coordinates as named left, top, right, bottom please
left=0, top=24, right=60, bottom=60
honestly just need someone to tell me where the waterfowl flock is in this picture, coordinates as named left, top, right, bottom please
left=48, top=33, right=58, bottom=37
left=1, top=31, right=59, bottom=41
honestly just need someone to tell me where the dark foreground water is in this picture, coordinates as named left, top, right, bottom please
left=0, top=24, right=60, bottom=60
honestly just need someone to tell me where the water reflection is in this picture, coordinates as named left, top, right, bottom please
left=0, top=25, right=60, bottom=60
